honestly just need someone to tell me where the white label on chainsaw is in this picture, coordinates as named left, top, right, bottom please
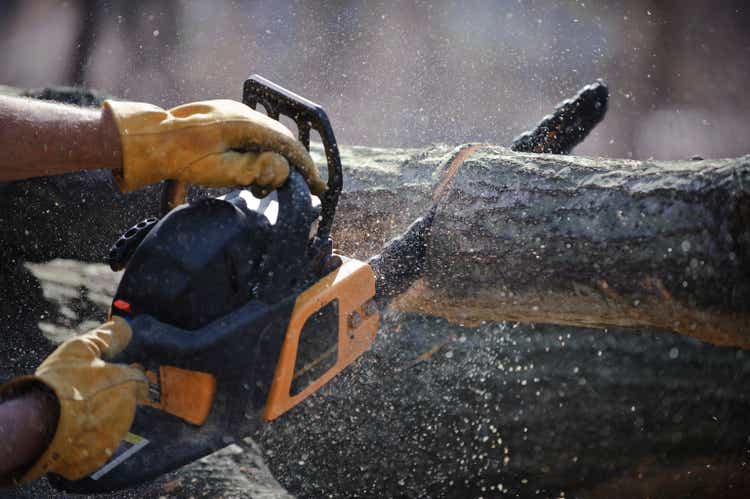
left=89, top=432, right=149, bottom=480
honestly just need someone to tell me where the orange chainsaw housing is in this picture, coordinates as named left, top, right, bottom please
left=263, top=255, right=379, bottom=420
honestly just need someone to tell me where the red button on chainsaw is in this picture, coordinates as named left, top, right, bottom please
left=113, top=299, right=133, bottom=313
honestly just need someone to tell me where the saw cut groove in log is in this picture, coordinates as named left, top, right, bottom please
left=431, top=143, right=484, bottom=202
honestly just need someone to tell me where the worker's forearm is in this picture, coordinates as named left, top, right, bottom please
left=0, top=390, right=58, bottom=477
left=0, top=95, right=122, bottom=182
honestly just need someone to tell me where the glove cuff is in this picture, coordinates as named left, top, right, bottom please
left=0, top=374, right=43, bottom=402
left=103, top=99, right=170, bottom=193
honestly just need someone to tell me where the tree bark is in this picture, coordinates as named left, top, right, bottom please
left=321, top=144, right=750, bottom=349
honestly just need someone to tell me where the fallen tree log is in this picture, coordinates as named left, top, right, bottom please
left=322, top=145, right=750, bottom=348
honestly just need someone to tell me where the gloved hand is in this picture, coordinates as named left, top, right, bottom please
left=103, top=99, right=326, bottom=195
left=0, top=317, right=147, bottom=483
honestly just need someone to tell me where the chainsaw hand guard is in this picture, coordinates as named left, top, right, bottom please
left=163, top=74, right=344, bottom=240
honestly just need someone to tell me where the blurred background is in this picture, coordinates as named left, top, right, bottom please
left=0, top=0, right=748, bottom=159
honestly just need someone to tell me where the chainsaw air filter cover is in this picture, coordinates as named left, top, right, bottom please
left=113, top=171, right=320, bottom=330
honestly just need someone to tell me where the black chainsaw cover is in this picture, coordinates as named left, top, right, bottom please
left=114, top=171, right=319, bottom=330
left=114, top=198, right=269, bottom=329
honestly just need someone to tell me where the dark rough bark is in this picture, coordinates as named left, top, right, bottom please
left=423, top=148, right=750, bottom=348
left=2, top=144, right=748, bottom=362
left=2, top=148, right=749, bottom=499
left=278, top=146, right=750, bottom=497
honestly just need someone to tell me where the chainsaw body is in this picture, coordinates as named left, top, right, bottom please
left=50, top=76, right=378, bottom=493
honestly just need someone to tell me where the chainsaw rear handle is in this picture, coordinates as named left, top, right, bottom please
left=162, top=75, right=343, bottom=241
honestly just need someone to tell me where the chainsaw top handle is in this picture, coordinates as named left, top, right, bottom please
left=161, top=75, right=343, bottom=240
left=242, top=74, right=343, bottom=240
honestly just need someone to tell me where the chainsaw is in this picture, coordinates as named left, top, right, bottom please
left=48, top=75, right=431, bottom=494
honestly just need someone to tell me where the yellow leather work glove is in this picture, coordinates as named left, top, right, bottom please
left=103, top=99, right=326, bottom=195
left=0, top=317, right=147, bottom=483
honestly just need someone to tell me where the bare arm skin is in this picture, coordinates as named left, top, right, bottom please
left=0, top=390, right=58, bottom=478
left=0, top=95, right=122, bottom=182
